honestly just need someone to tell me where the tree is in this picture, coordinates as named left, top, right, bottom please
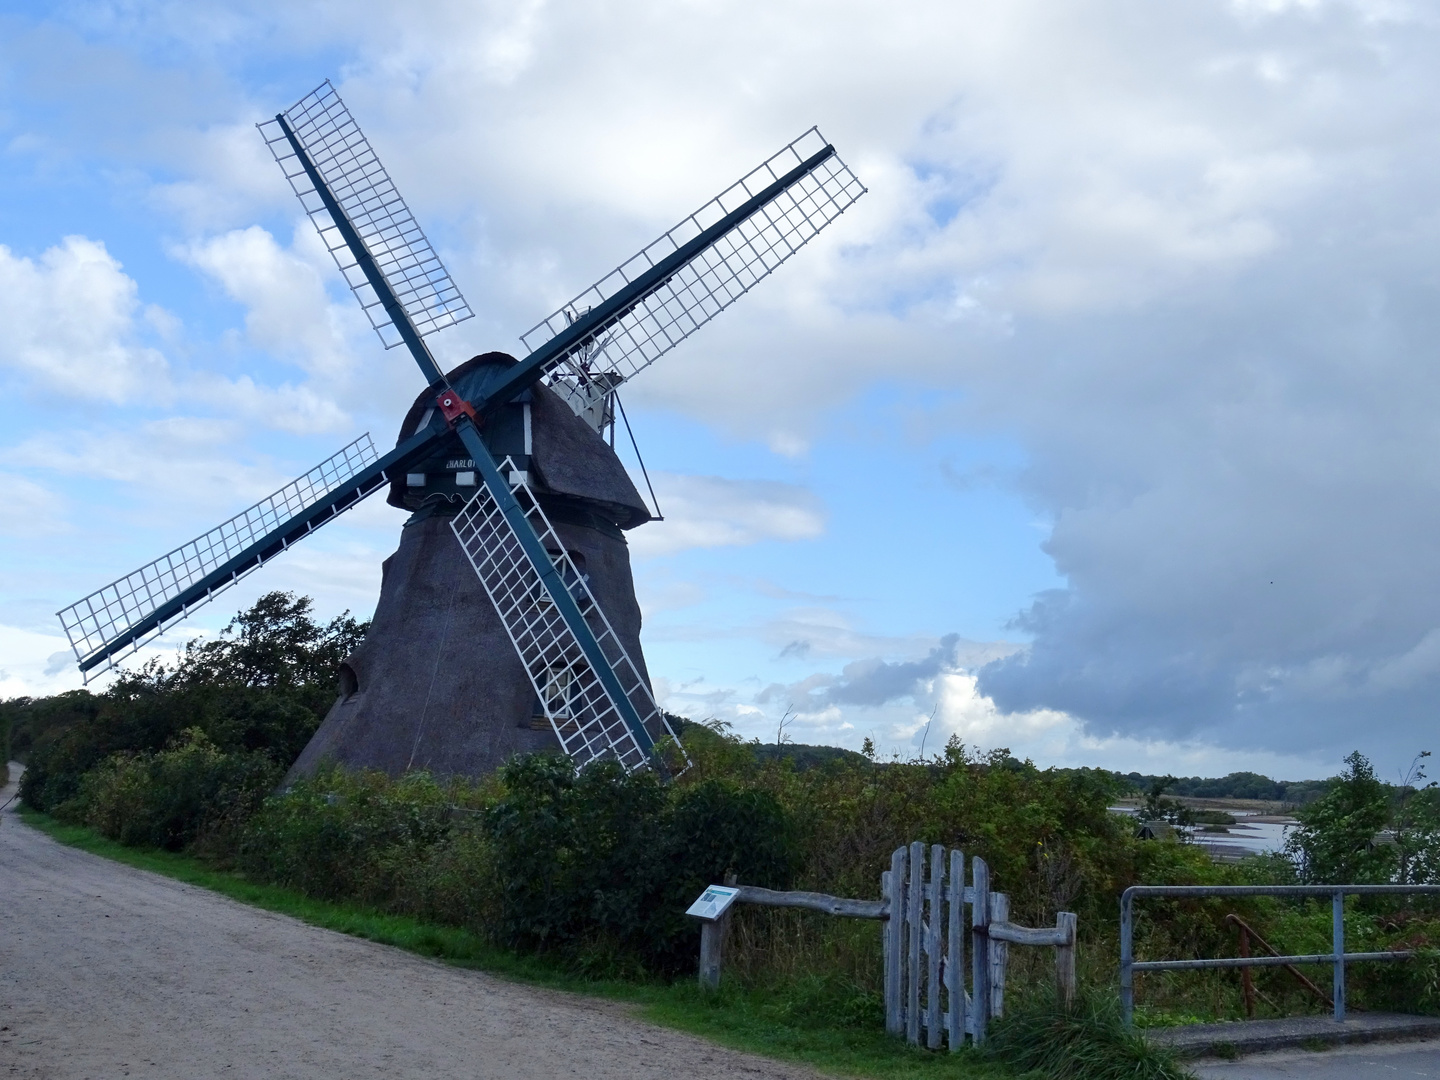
left=20, top=593, right=366, bottom=812
left=1393, top=751, right=1440, bottom=885
left=1137, top=775, right=1194, bottom=829
left=1285, top=751, right=1393, bottom=884
left=148, top=592, right=367, bottom=694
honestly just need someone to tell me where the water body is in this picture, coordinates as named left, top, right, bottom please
left=1112, top=807, right=1298, bottom=860
left=1192, top=813, right=1297, bottom=860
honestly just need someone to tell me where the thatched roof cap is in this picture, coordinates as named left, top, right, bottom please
left=391, top=353, right=651, bottom=529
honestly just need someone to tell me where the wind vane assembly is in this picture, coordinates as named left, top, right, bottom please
left=57, top=81, right=865, bottom=778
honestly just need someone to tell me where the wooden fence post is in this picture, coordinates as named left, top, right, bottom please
left=699, top=921, right=723, bottom=990
left=907, top=840, right=924, bottom=1045
left=882, top=869, right=894, bottom=1025
left=971, top=856, right=990, bottom=1044
left=885, top=846, right=906, bottom=1036
left=989, top=892, right=1009, bottom=1019
left=1237, top=920, right=1255, bottom=1018
left=1055, top=911, right=1078, bottom=1010
left=697, top=871, right=737, bottom=991
left=947, top=848, right=965, bottom=1050
left=927, top=845, right=944, bottom=1048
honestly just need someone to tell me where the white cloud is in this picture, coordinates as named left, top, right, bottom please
left=0, top=237, right=169, bottom=403
left=633, top=571, right=709, bottom=617
left=922, top=672, right=1334, bottom=778
left=0, top=474, right=68, bottom=537
left=152, top=122, right=296, bottom=231
left=177, top=224, right=362, bottom=381
left=656, top=651, right=1336, bottom=776
left=629, top=473, right=825, bottom=558
left=0, top=616, right=239, bottom=698
left=5, top=419, right=358, bottom=526
left=192, top=373, right=350, bottom=435
left=0, top=624, right=86, bottom=699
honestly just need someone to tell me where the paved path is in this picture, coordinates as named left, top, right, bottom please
left=1193, top=1038, right=1440, bottom=1078
left=0, top=765, right=818, bottom=1080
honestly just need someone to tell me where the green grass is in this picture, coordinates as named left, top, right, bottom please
left=18, top=807, right=1006, bottom=1079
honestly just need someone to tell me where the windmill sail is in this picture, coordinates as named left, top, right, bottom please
left=451, top=464, right=686, bottom=774
left=56, top=434, right=406, bottom=677
left=258, top=82, right=473, bottom=350
left=512, top=127, right=865, bottom=401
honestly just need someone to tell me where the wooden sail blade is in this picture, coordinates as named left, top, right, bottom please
left=258, top=81, right=473, bottom=350
left=500, top=128, right=865, bottom=411
left=56, top=431, right=437, bottom=678
left=450, top=457, right=687, bottom=775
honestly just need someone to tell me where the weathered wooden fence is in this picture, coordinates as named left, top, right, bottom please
left=688, top=841, right=1077, bottom=1050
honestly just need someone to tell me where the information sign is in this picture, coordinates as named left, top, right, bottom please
left=685, top=885, right=740, bottom=921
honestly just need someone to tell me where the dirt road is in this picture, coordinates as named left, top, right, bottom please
left=0, top=768, right=818, bottom=1080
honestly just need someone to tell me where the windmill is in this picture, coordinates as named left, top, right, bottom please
left=56, top=81, right=866, bottom=778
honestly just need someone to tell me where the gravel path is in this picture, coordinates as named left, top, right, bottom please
left=0, top=766, right=820, bottom=1080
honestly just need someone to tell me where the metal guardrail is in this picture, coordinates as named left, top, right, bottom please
left=1121, top=884, right=1440, bottom=1026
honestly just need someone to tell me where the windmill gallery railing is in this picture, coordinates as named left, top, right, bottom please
left=686, top=842, right=1078, bottom=1048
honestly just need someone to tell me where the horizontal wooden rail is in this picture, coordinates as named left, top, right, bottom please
left=1133, top=950, right=1413, bottom=972
left=988, top=917, right=1074, bottom=948
left=735, top=885, right=888, bottom=919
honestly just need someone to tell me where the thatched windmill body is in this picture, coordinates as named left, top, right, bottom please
left=293, top=351, right=656, bottom=779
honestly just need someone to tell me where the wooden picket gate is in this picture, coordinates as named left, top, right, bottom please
left=882, top=842, right=1077, bottom=1048
left=688, top=841, right=1077, bottom=1051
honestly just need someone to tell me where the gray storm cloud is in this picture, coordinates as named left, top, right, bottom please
left=825, top=635, right=969, bottom=707
left=976, top=221, right=1440, bottom=763
left=764, top=635, right=1018, bottom=710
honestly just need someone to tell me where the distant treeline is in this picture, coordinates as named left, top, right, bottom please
left=1121, top=770, right=1330, bottom=805
left=733, top=743, right=1327, bottom=802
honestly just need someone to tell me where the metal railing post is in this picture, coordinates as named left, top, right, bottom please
left=1120, top=888, right=1134, bottom=1028
left=1333, top=889, right=1346, bottom=1021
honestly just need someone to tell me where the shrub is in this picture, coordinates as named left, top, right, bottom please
left=18, top=592, right=365, bottom=815
left=485, top=755, right=793, bottom=975
left=60, top=728, right=279, bottom=850
left=1286, top=751, right=1393, bottom=884
left=239, top=766, right=456, bottom=899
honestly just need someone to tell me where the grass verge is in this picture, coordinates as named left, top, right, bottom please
left=17, top=807, right=1006, bottom=1079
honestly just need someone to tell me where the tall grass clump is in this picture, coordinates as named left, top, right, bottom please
left=986, top=988, right=1194, bottom=1080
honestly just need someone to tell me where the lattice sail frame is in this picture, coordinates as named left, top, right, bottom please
left=258, top=81, right=473, bottom=349
left=450, top=462, right=687, bottom=775
left=57, top=435, right=380, bottom=676
left=520, top=127, right=865, bottom=393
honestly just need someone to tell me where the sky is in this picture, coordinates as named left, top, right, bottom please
left=2, top=0, right=1438, bottom=781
